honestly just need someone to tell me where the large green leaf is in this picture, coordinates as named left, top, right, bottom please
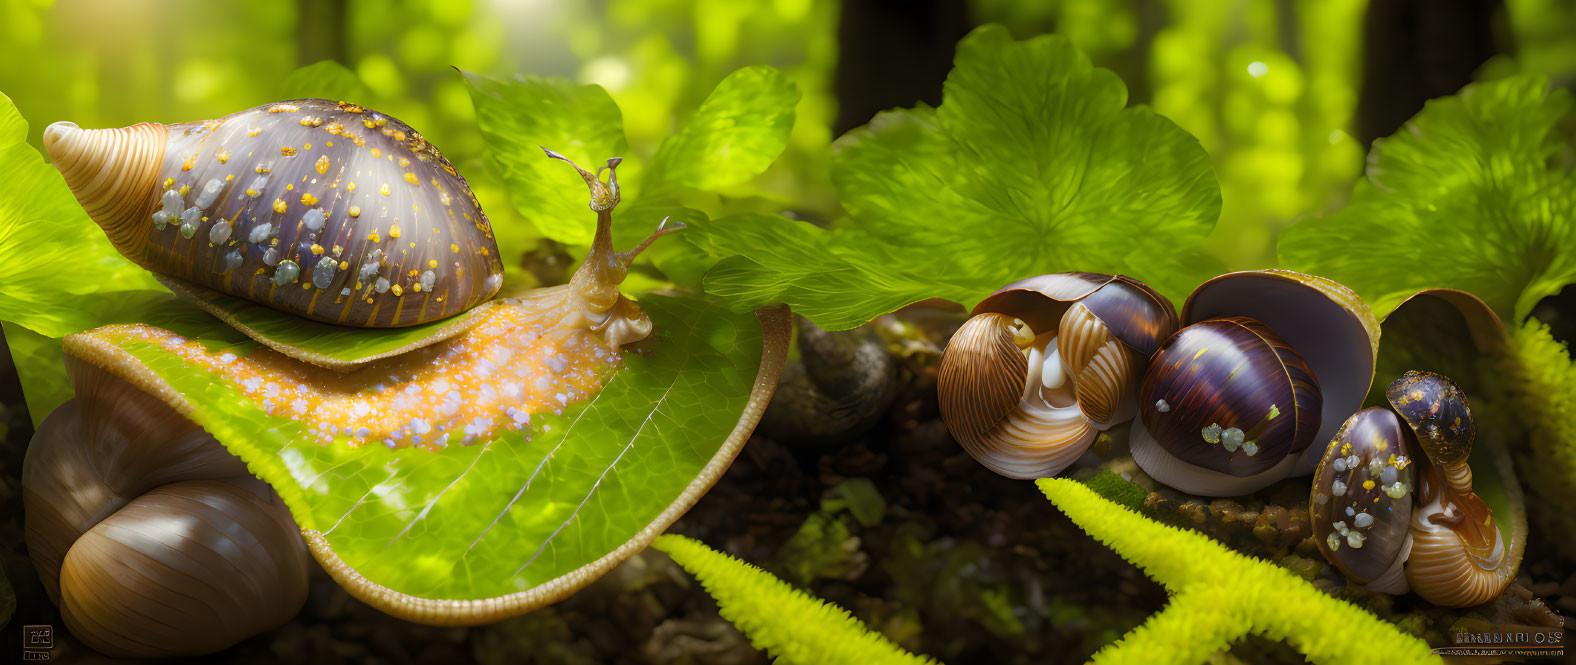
left=685, top=25, right=1221, bottom=329
left=646, top=66, right=800, bottom=194
left=83, top=293, right=770, bottom=603
left=0, top=92, right=227, bottom=422
left=464, top=72, right=632, bottom=246
left=1278, top=74, right=1576, bottom=322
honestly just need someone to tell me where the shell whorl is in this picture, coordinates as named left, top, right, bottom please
left=22, top=356, right=310, bottom=658
left=48, top=99, right=506, bottom=327
left=43, top=121, right=167, bottom=257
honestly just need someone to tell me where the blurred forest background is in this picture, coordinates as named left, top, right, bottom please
left=3, top=1, right=1576, bottom=662
left=0, top=0, right=1572, bottom=273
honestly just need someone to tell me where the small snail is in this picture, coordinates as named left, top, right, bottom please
left=44, top=99, right=505, bottom=328
left=1311, top=370, right=1514, bottom=607
left=23, top=361, right=310, bottom=658
left=1130, top=270, right=1379, bottom=496
left=938, top=273, right=1177, bottom=478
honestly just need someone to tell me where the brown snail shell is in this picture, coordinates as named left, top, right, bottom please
left=44, top=99, right=505, bottom=328
left=1134, top=316, right=1323, bottom=493
left=23, top=357, right=310, bottom=658
left=938, top=273, right=1177, bottom=478
left=1389, top=370, right=1512, bottom=607
left=1131, top=270, right=1379, bottom=495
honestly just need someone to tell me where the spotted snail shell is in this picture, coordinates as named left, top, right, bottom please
left=938, top=273, right=1178, bottom=479
left=44, top=99, right=505, bottom=327
left=1310, top=370, right=1514, bottom=607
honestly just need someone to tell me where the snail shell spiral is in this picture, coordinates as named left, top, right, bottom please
left=44, top=99, right=505, bottom=327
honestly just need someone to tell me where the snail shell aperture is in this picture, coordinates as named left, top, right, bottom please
left=44, top=99, right=505, bottom=327
left=938, top=273, right=1177, bottom=479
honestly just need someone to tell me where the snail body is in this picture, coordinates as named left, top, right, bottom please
left=938, top=273, right=1177, bottom=478
left=24, top=147, right=751, bottom=656
left=1311, top=370, right=1513, bottom=607
left=1130, top=270, right=1379, bottom=496
left=44, top=99, right=504, bottom=328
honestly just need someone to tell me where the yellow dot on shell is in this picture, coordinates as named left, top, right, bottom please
left=413, top=283, right=422, bottom=292
left=163, top=177, right=175, bottom=188
left=368, top=230, right=381, bottom=243
left=311, top=244, right=324, bottom=255
left=286, top=184, right=294, bottom=191
left=404, top=173, right=419, bottom=186
left=380, top=184, right=391, bottom=196
left=248, top=127, right=261, bottom=137
left=1363, top=480, right=1376, bottom=490
left=450, top=243, right=459, bottom=252
left=389, top=224, right=402, bottom=239
left=315, top=155, right=330, bottom=174
left=371, top=148, right=382, bottom=158
left=304, top=142, right=312, bottom=150
left=349, top=206, right=361, bottom=217
left=226, top=174, right=234, bottom=181
left=299, top=117, right=313, bottom=126
left=301, top=193, right=319, bottom=206
left=429, top=259, right=438, bottom=268
left=178, top=185, right=191, bottom=197
left=339, top=261, right=349, bottom=269
left=217, top=149, right=230, bottom=164
left=398, top=157, right=410, bottom=167
left=391, top=284, right=403, bottom=296
left=273, top=199, right=288, bottom=213
left=281, top=146, right=297, bottom=157
left=347, top=182, right=356, bottom=192
left=245, top=187, right=260, bottom=197
left=255, top=164, right=270, bottom=174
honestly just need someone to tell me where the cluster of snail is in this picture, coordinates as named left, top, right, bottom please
left=25, top=99, right=725, bottom=657
left=938, top=270, right=1514, bottom=608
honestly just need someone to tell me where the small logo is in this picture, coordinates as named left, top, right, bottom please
left=1434, top=628, right=1564, bottom=658
left=22, top=625, right=53, bottom=661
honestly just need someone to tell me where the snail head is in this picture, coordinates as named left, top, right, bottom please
left=542, top=147, right=621, bottom=211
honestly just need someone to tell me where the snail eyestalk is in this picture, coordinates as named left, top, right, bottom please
left=544, top=147, right=681, bottom=350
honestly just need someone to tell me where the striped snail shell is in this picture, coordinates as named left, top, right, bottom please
left=938, top=273, right=1177, bottom=479
left=44, top=99, right=505, bottom=328
left=22, top=353, right=310, bottom=658
left=1389, top=370, right=1513, bottom=607
left=1130, top=270, right=1379, bottom=496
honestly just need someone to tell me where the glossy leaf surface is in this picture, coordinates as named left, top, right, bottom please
left=1279, top=74, right=1576, bottom=322
left=684, top=25, right=1222, bottom=329
left=75, top=293, right=767, bottom=601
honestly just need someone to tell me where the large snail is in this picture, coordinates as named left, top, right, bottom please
left=1129, top=270, right=1379, bottom=496
left=1310, top=371, right=1515, bottom=607
left=43, top=98, right=505, bottom=328
left=937, top=273, right=1177, bottom=478
left=26, top=101, right=790, bottom=658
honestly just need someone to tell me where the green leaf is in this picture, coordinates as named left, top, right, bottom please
left=645, top=66, right=800, bottom=193
left=1278, top=74, right=1576, bottom=322
left=823, top=477, right=885, bottom=527
left=155, top=276, right=502, bottom=371
left=654, top=534, right=939, bottom=665
left=280, top=60, right=374, bottom=102
left=686, top=25, right=1220, bottom=328
left=81, top=293, right=769, bottom=604
left=464, top=71, right=630, bottom=245
left=683, top=213, right=981, bottom=331
left=0, top=91, right=227, bottom=424
left=1036, top=478, right=1439, bottom=665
